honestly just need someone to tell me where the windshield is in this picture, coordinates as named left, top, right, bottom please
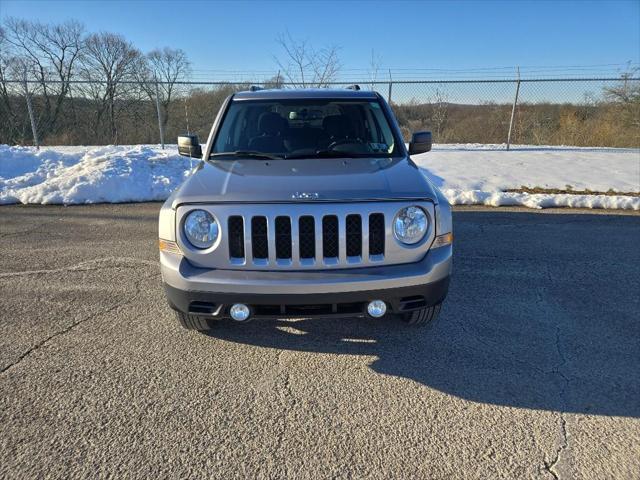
left=211, top=98, right=400, bottom=159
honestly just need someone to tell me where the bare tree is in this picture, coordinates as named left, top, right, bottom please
left=274, top=32, right=340, bottom=87
left=78, top=32, right=141, bottom=143
left=431, top=88, right=449, bottom=141
left=603, top=68, right=640, bottom=131
left=2, top=18, right=84, bottom=140
left=137, top=47, right=190, bottom=131
left=0, top=26, right=20, bottom=142
left=262, top=73, right=284, bottom=89
left=604, top=68, right=640, bottom=104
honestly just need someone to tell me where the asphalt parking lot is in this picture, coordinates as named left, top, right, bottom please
left=1, top=203, right=639, bottom=479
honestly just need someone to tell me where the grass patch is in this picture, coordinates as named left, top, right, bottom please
left=505, top=186, right=640, bottom=197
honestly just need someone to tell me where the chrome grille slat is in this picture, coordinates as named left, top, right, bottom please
left=290, top=216, right=301, bottom=264
left=243, top=217, right=253, bottom=262
left=338, top=215, right=348, bottom=264
left=361, top=213, right=370, bottom=260
left=313, top=214, right=323, bottom=266
left=266, top=216, right=278, bottom=265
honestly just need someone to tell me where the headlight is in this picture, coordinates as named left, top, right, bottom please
left=394, top=206, right=428, bottom=244
left=183, top=210, right=219, bottom=249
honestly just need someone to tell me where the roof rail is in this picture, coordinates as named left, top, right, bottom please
left=249, top=85, right=264, bottom=92
left=346, top=84, right=361, bottom=91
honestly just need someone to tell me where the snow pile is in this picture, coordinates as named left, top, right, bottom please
left=414, top=144, right=639, bottom=210
left=0, top=143, right=638, bottom=210
left=0, top=145, right=193, bottom=205
left=433, top=189, right=638, bottom=210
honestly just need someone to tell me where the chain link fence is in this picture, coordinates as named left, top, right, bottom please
left=1, top=77, right=638, bottom=148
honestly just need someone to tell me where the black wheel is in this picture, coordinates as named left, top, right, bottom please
left=175, top=311, right=211, bottom=331
left=402, top=303, right=442, bottom=327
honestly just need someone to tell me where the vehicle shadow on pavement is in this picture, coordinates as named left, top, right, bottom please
left=203, top=306, right=639, bottom=418
left=204, top=212, right=640, bottom=418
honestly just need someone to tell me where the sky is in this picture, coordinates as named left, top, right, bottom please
left=0, top=0, right=638, bottom=81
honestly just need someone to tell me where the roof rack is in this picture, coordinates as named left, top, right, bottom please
left=249, top=85, right=264, bottom=92
left=346, top=84, right=361, bottom=91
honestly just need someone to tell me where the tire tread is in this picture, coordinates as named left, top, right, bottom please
left=403, top=303, right=442, bottom=327
left=175, top=311, right=210, bottom=330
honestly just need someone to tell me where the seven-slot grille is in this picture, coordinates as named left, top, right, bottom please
left=226, top=212, right=385, bottom=266
left=177, top=202, right=434, bottom=271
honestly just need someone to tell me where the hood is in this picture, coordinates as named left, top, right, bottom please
left=171, top=156, right=437, bottom=207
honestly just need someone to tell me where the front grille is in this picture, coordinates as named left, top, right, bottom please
left=232, top=209, right=391, bottom=268
left=178, top=201, right=432, bottom=271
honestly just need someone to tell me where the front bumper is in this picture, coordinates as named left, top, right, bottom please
left=161, top=245, right=451, bottom=319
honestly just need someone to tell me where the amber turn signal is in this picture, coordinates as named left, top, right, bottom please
left=431, top=232, right=453, bottom=249
left=159, top=239, right=182, bottom=255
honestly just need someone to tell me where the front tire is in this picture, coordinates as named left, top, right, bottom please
left=402, top=303, right=442, bottom=327
left=175, top=311, right=211, bottom=331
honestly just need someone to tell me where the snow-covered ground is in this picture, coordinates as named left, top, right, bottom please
left=0, top=145, right=193, bottom=205
left=0, top=144, right=638, bottom=210
left=415, top=144, right=640, bottom=210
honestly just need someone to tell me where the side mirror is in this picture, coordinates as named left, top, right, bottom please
left=178, top=134, right=202, bottom=158
left=409, top=131, right=432, bottom=155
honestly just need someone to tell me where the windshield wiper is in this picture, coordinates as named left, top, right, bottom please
left=285, top=150, right=359, bottom=159
left=209, top=151, right=283, bottom=160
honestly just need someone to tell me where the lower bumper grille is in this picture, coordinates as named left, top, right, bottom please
left=252, top=302, right=365, bottom=317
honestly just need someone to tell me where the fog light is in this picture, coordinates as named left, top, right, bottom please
left=367, top=300, right=387, bottom=318
left=230, top=304, right=251, bottom=322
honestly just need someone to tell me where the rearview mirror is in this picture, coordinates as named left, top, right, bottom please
left=178, top=134, right=202, bottom=158
left=409, top=131, right=432, bottom=155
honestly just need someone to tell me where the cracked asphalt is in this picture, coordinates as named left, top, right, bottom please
left=1, top=203, right=639, bottom=479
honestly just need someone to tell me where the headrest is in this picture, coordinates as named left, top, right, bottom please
left=258, top=112, right=285, bottom=136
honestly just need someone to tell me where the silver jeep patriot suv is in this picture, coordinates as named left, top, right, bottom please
left=159, top=87, right=452, bottom=330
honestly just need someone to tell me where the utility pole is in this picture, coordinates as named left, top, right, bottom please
left=387, top=69, right=393, bottom=104
left=23, top=66, right=39, bottom=149
left=506, top=67, right=521, bottom=151
left=154, top=79, right=165, bottom=149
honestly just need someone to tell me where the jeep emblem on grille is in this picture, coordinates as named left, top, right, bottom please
left=292, top=192, right=320, bottom=200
